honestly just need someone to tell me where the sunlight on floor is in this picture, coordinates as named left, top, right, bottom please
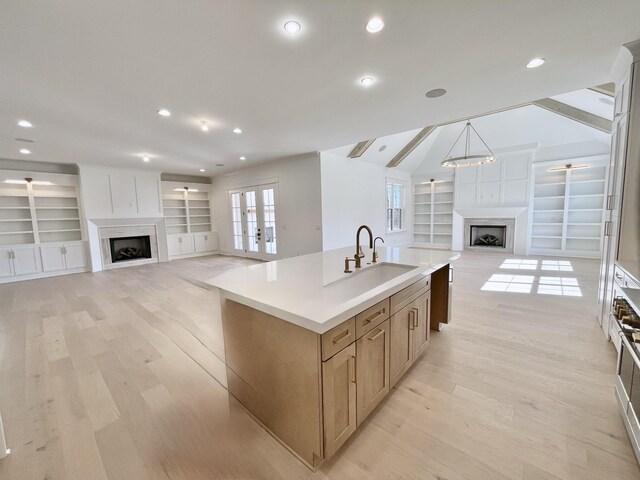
left=484, top=259, right=581, bottom=296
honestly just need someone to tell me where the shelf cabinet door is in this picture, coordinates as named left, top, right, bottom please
left=356, top=319, right=390, bottom=426
left=389, top=302, right=414, bottom=387
left=412, top=291, right=431, bottom=359
left=64, top=243, right=88, bottom=270
left=194, top=233, right=216, bottom=253
left=180, top=235, right=195, bottom=255
left=0, top=248, right=14, bottom=278
left=322, top=343, right=357, bottom=460
left=167, top=236, right=182, bottom=257
left=40, top=245, right=66, bottom=272
left=12, top=246, right=41, bottom=276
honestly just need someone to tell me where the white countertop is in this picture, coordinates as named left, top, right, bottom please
left=207, top=246, right=459, bottom=334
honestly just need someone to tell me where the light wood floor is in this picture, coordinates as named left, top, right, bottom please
left=0, top=252, right=638, bottom=479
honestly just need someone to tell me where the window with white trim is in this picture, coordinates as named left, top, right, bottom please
left=386, top=182, right=405, bottom=232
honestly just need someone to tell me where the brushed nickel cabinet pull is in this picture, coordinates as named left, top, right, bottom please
left=332, top=329, right=351, bottom=344
left=368, top=329, right=385, bottom=341
left=362, top=310, right=384, bottom=326
left=604, top=221, right=613, bottom=237
left=409, top=311, right=415, bottom=330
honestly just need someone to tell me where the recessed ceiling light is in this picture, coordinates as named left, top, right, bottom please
left=215, top=163, right=225, bottom=167
left=199, top=169, right=206, bottom=172
left=425, top=88, right=447, bottom=98
left=526, top=57, right=546, bottom=68
left=599, top=97, right=614, bottom=105
left=378, top=145, right=387, bottom=152
left=157, top=108, right=171, bottom=117
left=233, top=127, right=242, bottom=134
left=142, top=155, right=150, bottom=162
left=360, top=76, right=375, bottom=87
left=365, top=17, right=384, bottom=33
left=20, top=148, right=31, bottom=155
left=284, top=20, right=301, bottom=34
left=239, top=156, right=246, bottom=161
left=201, top=121, right=209, bottom=132
left=18, top=120, right=33, bottom=128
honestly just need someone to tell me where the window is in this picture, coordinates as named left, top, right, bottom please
left=386, top=182, right=405, bottom=232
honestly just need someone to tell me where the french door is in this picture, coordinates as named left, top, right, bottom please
left=229, top=183, right=278, bottom=260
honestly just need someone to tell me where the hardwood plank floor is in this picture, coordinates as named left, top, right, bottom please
left=0, top=252, right=637, bottom=479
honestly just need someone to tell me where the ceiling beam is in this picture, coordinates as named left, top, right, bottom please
left=347, top=139, right=376, bottom=158
left=532, top=98, right=612, bottom=133
left=386, top=126, right=438, bottom=168
left=589, top=83, right=615, bottom=97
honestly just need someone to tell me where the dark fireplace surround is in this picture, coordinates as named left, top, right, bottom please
left=109, top=235, right=152, bottom=263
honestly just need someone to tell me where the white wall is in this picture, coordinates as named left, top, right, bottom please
left=211, top=153, right=323, bottom=258
left=320, top=152, right=412, bottom=250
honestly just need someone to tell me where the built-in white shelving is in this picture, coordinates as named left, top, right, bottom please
left=412, top=180, right=454, bottom=248
left=529, top=159, right=607, bottom=258
left=0, top=182, right=83, bottom=246
left=162, top=189, right=212, bottom=235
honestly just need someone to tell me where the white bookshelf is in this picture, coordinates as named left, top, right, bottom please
left=0, top=182, right=83, bottom=246
left=412, top=180, right=454, bottom=248
left=529, top=159, right=607, bottom=258
left=162, top=189, right=212, bottom=234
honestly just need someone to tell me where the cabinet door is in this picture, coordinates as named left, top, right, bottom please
left=356, top=319, right=390, bottom=426
left=64, top=243, right=88, bottom=270
left=181, top=235, right=195, bottom=255
left=167, top=236, right=182, bottom=257
left=193, top=233, right=215, bottom=253
left=206, top=232, right=219, bottom=252
left=389, top=303, right=414, bottom=387
left=40, top=245, right=66, bottom=272
left=322, top=343, right=356, bottom=460
left=0, top=248, right=14, bottom=278
left=413, top=291, right=431, bottom=359
left=12, top=246, right=41, bottom=275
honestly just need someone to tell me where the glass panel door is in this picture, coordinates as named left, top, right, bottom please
left=228, top=183, right=278, bottom=260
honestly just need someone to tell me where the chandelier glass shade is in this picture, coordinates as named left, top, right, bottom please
left=441, top=121, right=497, bottom=168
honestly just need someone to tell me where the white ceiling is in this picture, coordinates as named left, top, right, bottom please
left=551, top=89, right=615, bottom=119
left=1, top=1, right=638, bottom=175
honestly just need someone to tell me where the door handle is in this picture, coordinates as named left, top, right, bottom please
left=449, top=267, right=454, bottom=283
left=607, top=195, right=615, bottom=210
left=412, top=307, right=419, bottom=328
left=604, top=221, right=613, bottom=237
left=409, top=311, right=415, bottom=330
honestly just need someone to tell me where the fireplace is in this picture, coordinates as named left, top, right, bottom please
left=109, top=235, right=152, bottom=263
left=99, top=224, right=159, bottom=269
left=463, top=218, right=515, bottom=252
left=470, top=225, right=506, bottom=248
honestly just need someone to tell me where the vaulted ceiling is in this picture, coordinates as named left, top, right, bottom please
left=1, top=1, right=639, bottom=175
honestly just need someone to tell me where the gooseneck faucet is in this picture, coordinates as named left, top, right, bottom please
left=372, top=236, right=384, bottom=263
left=354, top=225, right=373, bottom=268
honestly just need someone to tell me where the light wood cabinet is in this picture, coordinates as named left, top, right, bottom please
left=221, top=264, right=451, bottom=469
left=390, top=291, right=431, bottom=387
left=322, top=343, right=356, bottom=459
left=390, top=301, right=414, bottom=387
left=356, top=318, right=390, bottom=425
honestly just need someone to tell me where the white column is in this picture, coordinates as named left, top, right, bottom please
left=0, top=410, right=9, bottom=459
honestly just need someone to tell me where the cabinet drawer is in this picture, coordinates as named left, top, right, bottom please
left=355, top=298, right=390, bottom=339
left=322, top=317, right=356, bottom=361
left=390, top=276, right=430, bottom=315
left=614, top=265, right=626, bottom=286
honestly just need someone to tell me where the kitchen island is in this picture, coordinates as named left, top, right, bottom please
left=208, top=246, right=459, bottom=469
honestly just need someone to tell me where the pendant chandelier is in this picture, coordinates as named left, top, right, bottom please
left=441, top=120, right=497, bottom=168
